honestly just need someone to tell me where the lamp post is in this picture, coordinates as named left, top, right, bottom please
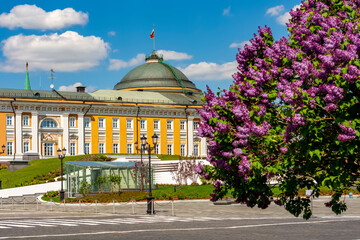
left=57, top=148, right=66, bottom=201
left=141, top=133, right=158, bottom=215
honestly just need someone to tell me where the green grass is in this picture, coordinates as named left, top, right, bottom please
left=0, top=155, right=85, bottom=189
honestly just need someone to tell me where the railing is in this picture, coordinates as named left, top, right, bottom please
left=0, top=195, right=175, bottom=216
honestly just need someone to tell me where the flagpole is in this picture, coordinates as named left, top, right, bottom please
left=153, top=24, right=155, bottom=52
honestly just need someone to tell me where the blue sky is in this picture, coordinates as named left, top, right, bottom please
left=0, top=0, right=301, bottom=93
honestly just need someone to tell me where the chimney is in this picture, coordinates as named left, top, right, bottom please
left=76, top=86, right=86, bottom=93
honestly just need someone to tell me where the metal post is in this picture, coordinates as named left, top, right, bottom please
left=23, top=197, right=26, bottom=210
left=147, top=144, right=154, bottom=214
left=113, top=199, right=115, bottom=214
left=11, top=197, right=13, bottom=210
left=132, top=199, right=135, bottom=215
left=60, top=157, right=65, bottom=201
left=171, top=200, right=174, bottom=216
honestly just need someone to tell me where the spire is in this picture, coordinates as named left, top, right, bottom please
left=24, top=62, right=31, bottom=90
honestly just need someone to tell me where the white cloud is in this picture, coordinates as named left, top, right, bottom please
left=0, top=31, right=109, bottom=73
left=229, top=40, right=251, bottom=49
left=179, top=61, right=237, bottom=81
left=223, top=6, right=231, bottom=16
left=58, top=82, right=96, bottom=92
left=108, top=31, right=116, bottom=36
left=265, top=5, right=284, bottom=16
left=157, top=50, right=193, bottom=60
left=276, top=5, right=301, bottom=25
left=108, top=54, right=145, bottom=70
left=0, top=4, right=88, bottom=30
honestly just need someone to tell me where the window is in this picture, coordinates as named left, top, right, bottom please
left=140, top=119, right=147, bottom=130
left=6, top=115, right=13, bottom=126
left=180, top=144, right=186, bottom=156
left=167, top=120, right=173, bottom=130
left=44, top=143, right=53, bottom=156
left=98, top=118, right=105, bottom=128
left=153, top=120, right=160, bottom=130
left=126, top=119, right=133, bottom=129
left=112, top=118, right=119, bottom=128
left=180, top=121, right=186, bottom=130
left=70, top=142, right=76, bottom=155
left=85, top=143, right=90, bottom=154
left=84, top=117, right=91, bottom=128
left=99, top=143, right=104, bottom=154
left=154, top=145, right=159, bottom=154
left=113, top=143, right=118, bottom=153
left=23, top=115, right=29, bottom=126
left=194, top=121, right=199, bottom=130
left=194, top=144, right=199, bottom=156
left=167, top=144, right=172, bottom=155
left=6, top=142, right=12, bottom=155
left=23, top=142, right=29, bottom=153
left=40, top=118, right=57, bottom=128
left=69, top=117, right=76, bottom=128
left=127, top=144, right=132, bottom=154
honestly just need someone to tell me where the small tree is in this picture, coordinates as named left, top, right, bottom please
left=79, top=180, right=91, bottom=197
left=109, top=174, right=122, bottom=196
left=97, top=175, right=108, bottom=193
left=132, top=162, right=149, bottom=191
left=171, top=157, right=199, bottom=185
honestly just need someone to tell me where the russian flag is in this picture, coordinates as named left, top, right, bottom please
left=150, top=29, right=154, bottom=39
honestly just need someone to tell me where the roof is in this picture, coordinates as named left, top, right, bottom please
left=113, top=53, right=200, bottom=93
left=66, top=161, right=136, bottom=168
left=0, top=88, right=202, bottom=106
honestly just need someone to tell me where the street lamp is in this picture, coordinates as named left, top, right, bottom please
left=57, top=147, right=66, bottom=201
left=141, top=133, right=159, bottom=215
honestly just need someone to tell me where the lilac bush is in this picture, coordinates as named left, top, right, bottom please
left=198, top=0, right=360, bottom=219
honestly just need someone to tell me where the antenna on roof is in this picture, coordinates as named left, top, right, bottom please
left=49, top=69, right=55, bottom=89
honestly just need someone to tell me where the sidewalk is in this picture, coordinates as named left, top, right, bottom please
left=0, top=182, right=60, bottom=198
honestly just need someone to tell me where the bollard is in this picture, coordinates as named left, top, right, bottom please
left=171, top=200, right=174, bottom=216
left=79, top=200, right=82, bottom=213
left=11, top=197, right=14, bottom=210
left=36, top=199, right=39, bottom=211
left=50, top=199, right=53, bottom=211
left=23, top=197, right=26, bottom=210
left=113, top=199, right=115, bottom=214
left=132, top=199, right=135, bottom=215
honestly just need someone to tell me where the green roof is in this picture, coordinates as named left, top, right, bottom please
left=113, top=57, right=199, bottom=92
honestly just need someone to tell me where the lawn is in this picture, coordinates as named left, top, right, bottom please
left=0, top=155, right=85, bottom=189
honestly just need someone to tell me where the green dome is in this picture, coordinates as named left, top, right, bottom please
left=113, top=53, right=200, bottom=93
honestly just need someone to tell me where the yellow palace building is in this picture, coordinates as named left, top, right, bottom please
left=0, top=52, right=207, bottom=161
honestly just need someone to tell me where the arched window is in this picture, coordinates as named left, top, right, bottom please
left=40, top=118, right=58, bottom=128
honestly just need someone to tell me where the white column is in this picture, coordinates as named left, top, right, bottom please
left=62, top=113, right=69, bottom=155
left=200, top=137, right=207, bottom=157
left=188, top=116, right=194, bottom=157
left=31, top=112, right=38, bottom=153
left=78, top=113, right=84, bottom=155
left=15, top=111, right=23, bottom=156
